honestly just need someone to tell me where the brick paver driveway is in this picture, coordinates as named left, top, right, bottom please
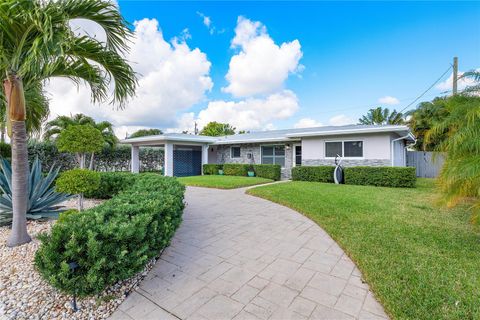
left=110, top=186, right=388, bottom=320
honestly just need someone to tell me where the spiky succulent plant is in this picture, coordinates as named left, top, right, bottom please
left=0, top=158, right=72, bottom=226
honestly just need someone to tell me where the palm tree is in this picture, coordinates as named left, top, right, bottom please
left=1, top=83, right=49, bottom=142
left=0, top=0, right=136, bottom=246
left=425, top=95, right=480, bottom=224
left=460, top=70, right=480, bottom=95
left=358, top=107, right=405, bottom=125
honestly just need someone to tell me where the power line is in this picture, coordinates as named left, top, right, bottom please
left=399, top=65, right=453, bottom=113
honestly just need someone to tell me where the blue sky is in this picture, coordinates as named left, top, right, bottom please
left=48, top=1, right=480, bottom=135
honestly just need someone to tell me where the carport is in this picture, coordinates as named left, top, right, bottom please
left=120, top=133, right=217, bottom=177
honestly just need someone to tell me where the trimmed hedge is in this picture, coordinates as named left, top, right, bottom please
left=223, top=163, right=249, bottom=176
left=204, top=163, right=281, bottom=180
left=344, top=166, right=416, bottom=188
left=84, top=172, right=137, bottom=199
left=292, top=166, right=335, bottom=183
left=203, top=164, right=223, bottom=175
left=35, top=174, right=185, bottom=296
left=253, top=164, right=281, bottom=181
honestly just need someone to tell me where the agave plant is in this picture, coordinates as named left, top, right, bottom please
left=0, top=158, right=72, bottom=226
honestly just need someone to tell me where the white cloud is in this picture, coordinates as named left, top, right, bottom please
left=328, top=114, right=354, bottom=126
left=192, top=90, right=299, bottom=131
left=197, top=12, right=215, bottom=34
left=45, top=18, right=213, bottom=139
left=436, top=70, right=480, bottom=92
left=378, top=96, right=400, bottom=105
left=294, top=118, right=323, bottom=128
left=222, top=16, right=303, bottom=97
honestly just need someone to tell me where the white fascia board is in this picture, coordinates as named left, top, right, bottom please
left=120, top=135, right=217, bottom=145
left=212, top=137, right=299, bottom=145
left=286, top=126, right=410, bottom=138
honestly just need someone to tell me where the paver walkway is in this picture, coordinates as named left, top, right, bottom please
left=110, top=186, right=388, bottom=320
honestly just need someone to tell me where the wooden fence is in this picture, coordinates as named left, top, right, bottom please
left=406, top=151, right=445, bottom=178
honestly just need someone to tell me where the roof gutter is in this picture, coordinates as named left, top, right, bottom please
left=286, top=126, right=410, bottom=138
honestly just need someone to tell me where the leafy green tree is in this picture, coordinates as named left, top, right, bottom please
left=0, top=0, right=136, bottom=246
left=425, top=95, right=480, bottom=224
left=200, top=122, right=236, bottom=136
left=358, top=107, right=405, bottom=125
left=57, top=125, right=105, bottom=169
left=129, top=128, right=163, bottom=138
left=407, top=97, right=449, bottom=151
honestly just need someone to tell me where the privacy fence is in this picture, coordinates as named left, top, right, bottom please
left=406, top=151, right=445, bottom=178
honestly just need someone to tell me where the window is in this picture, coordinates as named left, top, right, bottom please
left=344, top=141, right=363, bottom=157
left=295, top=146, right=302, bottom=166
left=325, top=142, right=342, bottom=158
left=230, top=146, right=241, bottom=158
left=325, top=141, right=363, bottom=158
left=261, top=145, right=285, bottom=167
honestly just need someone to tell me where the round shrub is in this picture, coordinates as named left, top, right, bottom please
left=56, top=169, right=101, bottom=195
left=84, top=172, right=137, bottom=199
left=56, top=124, right=104, bottom=154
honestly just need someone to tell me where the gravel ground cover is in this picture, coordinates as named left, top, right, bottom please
left=0, top=199, right=157, bottom=320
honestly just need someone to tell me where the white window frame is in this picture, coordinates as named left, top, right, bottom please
left=325, top=139, right=364, bottom=159
left=230, top=146, right=241, bottom=159
left=260, top=144, right=286, bottom=168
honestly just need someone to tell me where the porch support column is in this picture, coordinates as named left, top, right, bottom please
left=202, top=144, right=209, bottom=175
left=131, top=145, right=140, bottom=173
left=164, top=142, right=174, bottom=176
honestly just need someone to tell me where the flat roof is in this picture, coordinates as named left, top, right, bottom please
left=120, top=124, right=413, bottom=145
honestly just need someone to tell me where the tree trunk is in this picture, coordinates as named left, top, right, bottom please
left=0, top=123, right=5, bottom=143
left=4, top=75, right=31, bottom=247
left=89, top=152, right=95, bottom=170
left=78, top=153, right=85, bottom=169
left=77, top=193, right=84, bottom=211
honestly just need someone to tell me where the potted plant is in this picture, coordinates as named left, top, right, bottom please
left=218, top=168, right=224, bottom=175
left=247, top=164, right=255, bottom=177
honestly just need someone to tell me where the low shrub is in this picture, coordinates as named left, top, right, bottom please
left=0, top=142, right=11, bottom=159
left=344, top=166, right=416, bottom=188
left=223, top=163, right=249, bottom=176
left=35, top=174, right=185, bottom=297
left=84, top=172, right=136, bottom=199
left=253, top=164, right=281, bottom=181
left=203, top=164, right=223, bottom=175
left=56, top=169, right=101, bottom=195
left=292, top=166, right=335, bottom=183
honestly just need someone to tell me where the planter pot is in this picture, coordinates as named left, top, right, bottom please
left=247, top=171, right=255, bottom=177
left=218, top=170, right=224, bottom=175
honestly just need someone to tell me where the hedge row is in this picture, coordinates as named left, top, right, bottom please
left=203, top=163, right=281, bottom=181
left=292, top=166, right=335, bottom=183
left=84, top=172, right=137, bottom=199
left=24, top=142, right=164, bottom=172
left=344, top=166, right=416, bottom=188
left=35, top=174, right=185, bottom=296
left=292, top=165, right=416, bottom=188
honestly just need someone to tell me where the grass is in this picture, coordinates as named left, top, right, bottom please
left=177, top=175, right=273, bottom=189
left=247, top=179, right=480, bottom=320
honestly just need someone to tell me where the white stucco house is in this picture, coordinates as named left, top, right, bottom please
left=121, top=124, right=415, bottom=178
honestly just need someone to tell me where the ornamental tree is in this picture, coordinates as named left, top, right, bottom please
left=57, top=125, right=104, bottom=169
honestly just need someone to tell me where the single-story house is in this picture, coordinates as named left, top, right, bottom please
left=120, top=124, right=415, bottom=179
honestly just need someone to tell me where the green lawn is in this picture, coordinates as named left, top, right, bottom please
left=177, top=175, right=273, bottom=189
left=247, top=179, right=480, bottom=320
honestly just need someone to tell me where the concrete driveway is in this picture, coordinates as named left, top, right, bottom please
left=110, top=186, right=388, bottom=320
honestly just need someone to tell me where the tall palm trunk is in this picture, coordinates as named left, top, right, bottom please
left=4, top=75, right=31, bottom=247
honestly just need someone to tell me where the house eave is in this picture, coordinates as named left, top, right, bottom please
left=286, top=126, right=411, bottom=138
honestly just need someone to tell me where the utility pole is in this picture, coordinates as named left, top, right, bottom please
left=453, top=56, right=458, bottom=95
left=194, top=122, right=198, bottom=135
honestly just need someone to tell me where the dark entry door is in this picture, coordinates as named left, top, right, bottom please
left=173, top=149, right=202, bottom=177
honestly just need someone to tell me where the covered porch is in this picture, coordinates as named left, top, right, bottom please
left=120, top=134, right=217, bottom=177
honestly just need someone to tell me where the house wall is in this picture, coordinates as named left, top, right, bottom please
left=301, top=133, right=392, bottom=167
left=214, top=143, right=294, bottom=179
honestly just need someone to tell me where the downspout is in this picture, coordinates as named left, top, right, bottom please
left=391, top=135, right=410, bottom=167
